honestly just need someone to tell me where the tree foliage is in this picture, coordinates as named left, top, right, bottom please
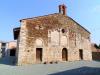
left=94, top=44, right=100, bottom=49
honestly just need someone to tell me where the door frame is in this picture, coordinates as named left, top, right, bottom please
left=79, top=49, right=83, bottom=60
left=36, top=48, right=43, bottom=62
left=62, top=48, right=68, bottom=61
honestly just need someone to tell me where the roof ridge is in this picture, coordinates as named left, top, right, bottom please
left=67, top=16, right=90, bottom=34
left=20, top=13, right=60, bottom=21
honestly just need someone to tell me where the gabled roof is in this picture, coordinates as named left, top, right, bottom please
left=20, top=13, right=59, bottom=22
left=67, top=16, right=90, bottom=34
left=20, top=13, right=90, bottom=33
left=13, top=13, right=90, bottom=39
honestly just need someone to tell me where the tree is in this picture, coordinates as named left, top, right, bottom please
left=98, top=44, right=100, bottom=49
left=94, top=44, right=99, bottom=49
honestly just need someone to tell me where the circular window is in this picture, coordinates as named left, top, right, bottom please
left=62, top=29, right=65, bottom=33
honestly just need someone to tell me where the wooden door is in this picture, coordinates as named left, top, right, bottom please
left=79, top=49, right=83, bottom=60
left=36, top=48, right=42, bottom=62
left=62, top=48, right=68, bottom=61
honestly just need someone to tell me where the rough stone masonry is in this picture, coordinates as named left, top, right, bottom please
left=13, top=4, right=92, bottom=65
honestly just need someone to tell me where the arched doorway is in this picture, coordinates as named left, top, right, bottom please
left=62, top=48, right=68, bottom=61
left=35, top=39, right=43, bottom=62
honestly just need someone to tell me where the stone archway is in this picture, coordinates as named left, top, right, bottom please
left=35, top=39, right=43, bottom=62
left=36, top=39, right=43, bottom=47
left=62, top=48, right=68, bottom=61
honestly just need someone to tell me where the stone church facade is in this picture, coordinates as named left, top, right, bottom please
left=13, top=4, right=92, bottom=65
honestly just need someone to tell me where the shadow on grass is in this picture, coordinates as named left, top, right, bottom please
left=49, top=66, right=100, bottom=75
left=0, top=56, right=16, bottom=66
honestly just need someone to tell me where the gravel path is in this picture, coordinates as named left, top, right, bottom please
left=0, top=61, right=100, bottom=75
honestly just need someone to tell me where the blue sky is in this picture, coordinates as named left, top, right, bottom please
left=0, top=0, right=100, bottom=44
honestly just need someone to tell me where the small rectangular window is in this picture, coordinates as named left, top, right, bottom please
left=2, top=43, right=6, bottom=47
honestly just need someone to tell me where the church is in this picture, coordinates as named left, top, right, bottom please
left=13, top=4, right=92, bottom=65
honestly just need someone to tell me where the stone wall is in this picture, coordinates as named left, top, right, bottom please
left=16, top=13, right=92, bottom=65
left=92, top=52, right=100, bottom=60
